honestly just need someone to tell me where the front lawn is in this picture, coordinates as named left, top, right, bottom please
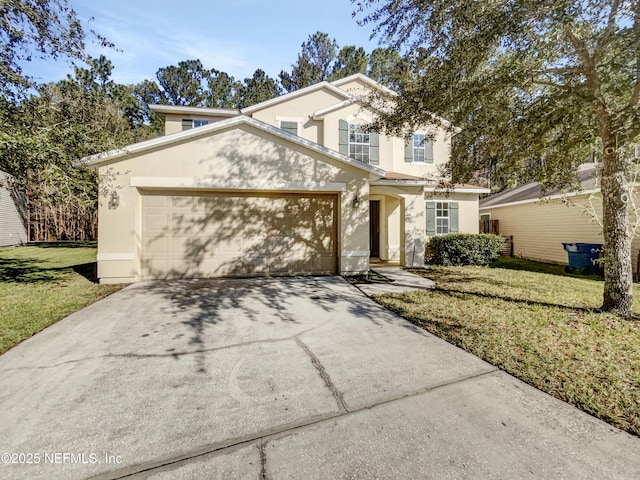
left=0, top=244, right=122, bottom=354
left=374, top=258, right=640, bottom=437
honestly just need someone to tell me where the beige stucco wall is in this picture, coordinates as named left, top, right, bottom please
left=249, top=89, right=345, bottom=144
left=426, top=192, right=480, bottom=239
left=321, top=104, right=451, bottom=177
left=97, top=124, right=372, bottom=283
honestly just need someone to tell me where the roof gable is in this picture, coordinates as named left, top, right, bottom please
left=240, top=81, right=350, bottom=115
left=81, top=116, right=385, bottom=178
left=331, top=73, right=397, bottom=97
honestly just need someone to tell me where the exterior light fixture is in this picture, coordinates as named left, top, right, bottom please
left=352, top=194, right=360, bottom=209
left=108, top=191, right=120, bottom=210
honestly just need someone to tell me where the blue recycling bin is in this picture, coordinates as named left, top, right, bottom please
left=562, top=243, right=602, bottom=274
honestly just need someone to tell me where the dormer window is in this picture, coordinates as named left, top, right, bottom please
left=349, top=124, right=370, bottom=163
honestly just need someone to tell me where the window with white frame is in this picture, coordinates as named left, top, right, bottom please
left=349, top=124, right=370, bottom=163
left=436, top=202, right=449, bottom=234
left=280, top=121, right=298, bottom=135
left=182, top=119, right=209, bottom=131
left=413, top=134, right=426, bottom=162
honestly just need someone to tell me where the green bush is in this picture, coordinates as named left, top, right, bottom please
left=428, top=234, right=503, bottom=266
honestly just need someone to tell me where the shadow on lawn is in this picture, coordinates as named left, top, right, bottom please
left=431, top=286, right=602, bottom=314
left=490, top=258, right=604, bottom=281
left=0, top=258, right=98, bottom=283
left=26, top=241, right=97, bottom=249
left=407, top=267, right=604, bottom=314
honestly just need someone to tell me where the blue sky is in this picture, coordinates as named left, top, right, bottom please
left=27, top=0, right=385, bottom=86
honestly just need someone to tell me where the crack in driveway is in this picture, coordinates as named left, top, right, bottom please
left=84, top=367, right=498, bottom=480
left=0, top=321, right=334, bottom=373
left=294, top=337, right=349, bottom=413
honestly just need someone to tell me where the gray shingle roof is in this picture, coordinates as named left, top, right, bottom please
left=479, top=163, right=599, bottom=208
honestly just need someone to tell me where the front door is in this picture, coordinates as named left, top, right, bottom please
left=369, top=200, right=380, bottom=258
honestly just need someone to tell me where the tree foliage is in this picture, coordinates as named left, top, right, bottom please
left=279, top=32, right=338, bottom=92
left=132, top=62, right=284, bottom=109
left=357, top=0, right=640, bottom=316
left=0, top=0, right=111, bottom=98
left=0, top=56, right=156, bottom=240
left=237, top=69, right=281, bottom=108
left=329, top=45, right=368, bottom=80
left=279, top=31, right=407, bottom=92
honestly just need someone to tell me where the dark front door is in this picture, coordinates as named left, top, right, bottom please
left=369, top=200, right=380, bottom=258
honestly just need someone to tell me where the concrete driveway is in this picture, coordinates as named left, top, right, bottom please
left=0, top=276, right=638, bottom=479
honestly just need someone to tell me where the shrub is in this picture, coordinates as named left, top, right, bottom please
left=428, top=234, right=503, bottom=266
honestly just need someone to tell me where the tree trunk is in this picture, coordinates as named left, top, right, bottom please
left=600, top=142, right=633, bottom=317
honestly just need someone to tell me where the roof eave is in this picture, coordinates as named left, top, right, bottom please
left=148, top=104, right=240, bottom=118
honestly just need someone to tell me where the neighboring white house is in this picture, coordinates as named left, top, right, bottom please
left=0, top=171, right=27, bottom=247
left=85, top=74, right=488, bottom=284
left=480, top=162, right=640, bottom=272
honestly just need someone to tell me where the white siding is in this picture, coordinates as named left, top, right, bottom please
left=481, top=194, right=640, bottom=272
left=0, top=171, right=27, bottom=247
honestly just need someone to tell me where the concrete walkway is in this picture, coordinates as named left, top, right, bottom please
left=355, top=267, right=435, bottom=296
left=0, top=276, right=638, bottom=479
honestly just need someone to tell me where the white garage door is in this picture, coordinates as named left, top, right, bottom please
left=141, top=192, right=338, bottom=279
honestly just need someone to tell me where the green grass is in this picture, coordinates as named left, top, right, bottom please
left=374, top=258, right=640, bottom=437
left=0, top=244, right=122, bottom=354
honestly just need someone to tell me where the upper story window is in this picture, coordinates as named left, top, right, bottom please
left=338, top=119, right=379, bottom=165
left=413, top=134, right=426, bottom=162
left=280, top=121, right=298, bottom=136
left=349, top=124, right=370, bottom=163
left=406, top=134, right=434, bottom=163
left=182, top=119, right=209, bottom=131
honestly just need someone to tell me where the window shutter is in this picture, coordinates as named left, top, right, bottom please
left=369, top=131, right=379, bottom=164
left=181, top=119, right=193, bottom=131
left=426, top=202, right=436, bottom=236
left=339, top=119, right=348, bottom=155
left=404, top=136, right=413, bottom=162
left=425, top=139, right=434, bottom=163
left=281, top=121, right=298, bottom=136
left=449, top=202, right=459, bottom=233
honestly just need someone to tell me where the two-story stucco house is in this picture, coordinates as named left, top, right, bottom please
left=85, top=74, right=488, bottom=283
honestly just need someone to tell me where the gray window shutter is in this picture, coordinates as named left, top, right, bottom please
left=449, top=202, right=459, bottom=233
left=339, top=119, right=348, bottom=155
left=426, top=139, right=434, bottom=163
left=426, top=202, right=436, bottom=236
left=404, top=136, right=413, bottom=162
left=182, top=119, right=193, bottom=131
left=281, top=121, right=297, bottom=136
left=370, top=131, right=379, bottom=164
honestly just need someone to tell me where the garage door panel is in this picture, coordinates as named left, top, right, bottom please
left=143, top=235, right=169, bottom=254
left=141, top=193, right=337, bottom=279
left=144, top=213, right=169, bottom=231
left=143, top=195, right=169, bottom=209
